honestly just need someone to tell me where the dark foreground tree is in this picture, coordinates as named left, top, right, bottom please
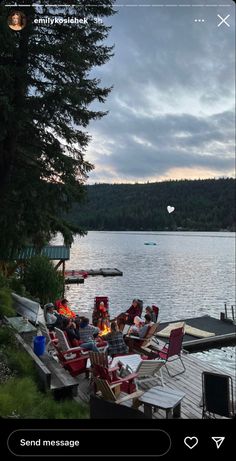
left=0, top=0, right=115, bottom=256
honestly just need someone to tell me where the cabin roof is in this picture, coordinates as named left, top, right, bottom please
left=6, top=245, right=70, bottom=261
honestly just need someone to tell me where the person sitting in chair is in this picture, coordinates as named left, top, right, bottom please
left=95, top=301, right=110, bottom=331
left=134, top=314, right=153, bottom=338
left=61, top=317, right=100, bottom=352
left=45, top=304, right=64, bottom=330
left=127, top=316, right=144, bottom=336
left=78, top=317, right=100, bottom=352
left=103, top=321, right=128, bottom=357
left=116, top=299, right=143, bottom=329
left=61, top=317, right=80, bottom=342
left=145, top=306, right=157, bottom=323
left=57, top=298, right=77, bottom=319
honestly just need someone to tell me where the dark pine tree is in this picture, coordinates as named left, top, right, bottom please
left=0, top=0, right=115, bottom=256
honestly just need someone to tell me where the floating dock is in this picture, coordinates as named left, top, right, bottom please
left=64, top=275, right=85, bottom=284
left=65, top=268, right=123, bottom=283
left=156, top=315, right=236, bottom=352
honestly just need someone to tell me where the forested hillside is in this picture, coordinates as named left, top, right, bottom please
left=67, top=178, right=235, bottom=231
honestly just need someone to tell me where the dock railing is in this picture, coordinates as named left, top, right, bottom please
left=221, top=303, right=236, bottom=323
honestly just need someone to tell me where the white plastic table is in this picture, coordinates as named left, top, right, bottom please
left=111, top=354, right=142, bottom=369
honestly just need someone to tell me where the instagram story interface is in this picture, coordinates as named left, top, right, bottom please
left=0, top=0, right=235, bottom=459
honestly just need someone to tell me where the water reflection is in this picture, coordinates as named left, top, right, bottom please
left=53, top=231, right=235, bottom=372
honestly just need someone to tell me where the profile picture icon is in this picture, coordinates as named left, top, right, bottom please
left=8, top=11, right=27, bottom=31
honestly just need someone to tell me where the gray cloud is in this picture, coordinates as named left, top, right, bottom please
left=86, top=1, right=235, bottom=182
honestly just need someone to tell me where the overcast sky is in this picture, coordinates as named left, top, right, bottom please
left=86, top=0, right=235, bottom=183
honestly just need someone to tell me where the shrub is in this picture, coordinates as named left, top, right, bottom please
left=0, top=288, right=15, bottom=317
left=0, top=272, right=8, bottom=289
left=9, top=277, right=26, bottom=297
left=23, top=256, right=64, bottom=305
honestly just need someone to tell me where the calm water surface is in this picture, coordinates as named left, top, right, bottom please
left=54, top=231, right=235, bottom=373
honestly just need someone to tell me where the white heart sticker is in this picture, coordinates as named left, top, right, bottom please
left=167, top=205, right=175, bottom=214
left=184, top=436, right=198, bottom=450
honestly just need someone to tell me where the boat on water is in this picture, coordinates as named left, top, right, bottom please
left=144, top=242, right=157, bottom=245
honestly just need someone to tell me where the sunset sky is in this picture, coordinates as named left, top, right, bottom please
left=86, top=0, right=235, bottom=183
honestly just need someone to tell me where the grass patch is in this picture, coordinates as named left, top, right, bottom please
left=0, top=326, right=16, bottom=347
left=5, top=347, right=37, bottom=380
left=0, top=377, right=89, bottom=419
left=0, top=288, right=15, bottom=317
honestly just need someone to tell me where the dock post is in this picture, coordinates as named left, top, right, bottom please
left=62, top=260, right=65, bottom=298
left=231, top=305, right=235, bottom=321
left=224, top=303, right=227, bottom=319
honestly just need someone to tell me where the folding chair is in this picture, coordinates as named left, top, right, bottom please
left=202, top=371, right=235, bottom=418
left=146, top=326, right=186, bottom=377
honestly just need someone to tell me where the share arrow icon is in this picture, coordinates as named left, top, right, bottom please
left=212, top=437, right=225, bottom=449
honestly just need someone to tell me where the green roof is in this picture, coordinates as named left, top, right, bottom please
left=11, top=246, right=70, bottom=261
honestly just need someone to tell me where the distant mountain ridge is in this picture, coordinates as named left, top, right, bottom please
left=67, top=178, right=235, bottom=231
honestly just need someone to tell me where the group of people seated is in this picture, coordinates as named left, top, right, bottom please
left=45, top=299, right=103, bottom=352
left=44, top=297, right=158, bottom=358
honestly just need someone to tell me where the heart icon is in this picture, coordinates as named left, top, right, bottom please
left=184, top=437, right=198, bottom=450
left=167, top=205, right=175, bottom=214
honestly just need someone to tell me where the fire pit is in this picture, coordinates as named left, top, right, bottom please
left=99, top=325, right=111, bottom=336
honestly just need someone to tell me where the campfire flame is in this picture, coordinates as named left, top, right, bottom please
left=99, top=325, right=111, bottom=336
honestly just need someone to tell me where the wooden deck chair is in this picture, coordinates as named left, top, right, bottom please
left=54, top=327, right=85, bottom=354
left=88, top=351, right=118, bottom=387
left=202, top=371, right=235, bottom=419
left=90, top=395, right=148, bottom=419
left=89, top=351, right=111, bottom=368
left=125, top=322, right=160, bottom=353
left=53, top=327, right=90, bottom=377
left=38, top=321, right=58, bottom=355
left=89, top=352, right=137, bottom=394
left=94, top=376, right=143, bottom=407
left=133, top=359, right=165, bottom=387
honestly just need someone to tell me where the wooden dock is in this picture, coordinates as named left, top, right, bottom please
left=17, top=332, right=235, bottom=419
left=139, top=352, right=225, bottom=419
left=157, top=315, right=236, bottom=352
left=14, top=324, right=235, bottom=419
left=74, top=351, right=235, bottom=419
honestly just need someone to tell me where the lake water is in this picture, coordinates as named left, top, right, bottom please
left=54, top=231, right=235, bottom=373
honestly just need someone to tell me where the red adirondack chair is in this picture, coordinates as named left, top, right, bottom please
left=92, top=296, right=109, bottom=326
left=89, top=351, right=137, bottom=394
